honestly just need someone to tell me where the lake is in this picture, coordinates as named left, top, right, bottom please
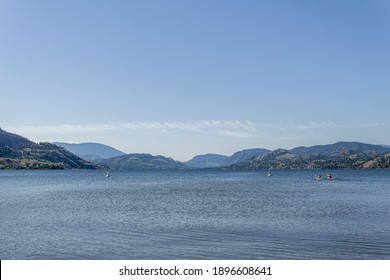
left=1, top=169, right=389, bottom=259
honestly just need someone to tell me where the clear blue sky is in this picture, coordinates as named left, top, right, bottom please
left=1, top=0, right=389, bottom=160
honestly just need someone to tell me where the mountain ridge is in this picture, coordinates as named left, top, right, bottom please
left=223, top=148, right=270, bottom=166
left=53, top=142, right=125, bottom=161
left=185, top=154, right=229, bottom=168
left=2, top=127, right=390, bottom=170
left=98, top=153, right=188, bottom=170
left=290, top=141, right=390, bottom=156
left=184, top=148, right=271, bottom=168
left=229, top=142, right=390, bottom=170
left=0, top=128, right=98, bottom=169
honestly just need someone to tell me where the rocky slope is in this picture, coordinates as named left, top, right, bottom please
left=0, top=128, right=98, bottom=169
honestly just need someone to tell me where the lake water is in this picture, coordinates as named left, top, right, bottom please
left=1, top=169, right=389, bottom=259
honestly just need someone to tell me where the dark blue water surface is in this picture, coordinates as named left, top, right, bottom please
left=1, top=169, right=389, bottom=259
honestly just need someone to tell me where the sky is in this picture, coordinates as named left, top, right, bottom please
left=1, top=0, right=389, bottom=161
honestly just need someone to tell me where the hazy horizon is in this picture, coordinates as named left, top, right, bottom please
left=3, top=125, right=389, bottom=162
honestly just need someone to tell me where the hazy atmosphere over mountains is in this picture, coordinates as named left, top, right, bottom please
left=53, top=142, right=126, bottom=161
left=2, top=127, right=390, bottom=170
left=185, top=149, right=270, bottom=168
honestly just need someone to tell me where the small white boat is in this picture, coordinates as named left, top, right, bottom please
left=105, top=171, right=110, bottom=178
left=267, top=171, right=272, bottom=177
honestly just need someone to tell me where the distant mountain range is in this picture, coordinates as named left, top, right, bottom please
left=53, top=142, right=126, bottom=161
left=289, top=142, right=390, bottom=156
left=185, top=148, right=270, bottom=168
left=2, top=127, right=390, bottom=170
left=0, top=128, right=98, bottom=169
left=184, top=153, right=229, bottom=168
left=97, top=153, right=188, bottom=170
left=55, top=142, right=187, bottom=170
left=228, top=142, right=390, bottom=170
left=223, top=148, right=270, bottom=166
left=185, top=142, right=390, bottom=170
